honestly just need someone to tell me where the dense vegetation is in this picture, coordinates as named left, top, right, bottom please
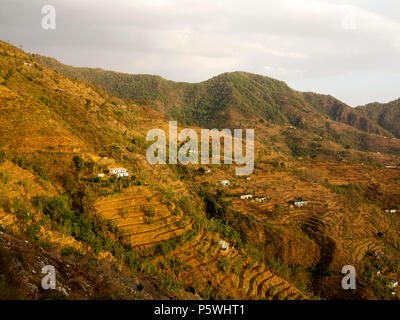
left=357, top=98, right=400, bottom=138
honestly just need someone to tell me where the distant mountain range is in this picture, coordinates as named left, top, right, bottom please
left=34, top=54, right=400, bottom=157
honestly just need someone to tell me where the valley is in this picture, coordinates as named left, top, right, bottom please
left=1, top=40, right=400, bottom=300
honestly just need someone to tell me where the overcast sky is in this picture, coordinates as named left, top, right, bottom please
left=1, top=0, right=399, bottom=106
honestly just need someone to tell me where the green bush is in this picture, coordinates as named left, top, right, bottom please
left=61, top=246, right=84, bottom=259
left=141, top=205, right=155, bottom=218
left=0, top=151, right=6, bottom=165
left=0, top=171, right=10, bottom=184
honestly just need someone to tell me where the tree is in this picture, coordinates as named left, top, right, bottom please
left=0, top=151, right=5, bottom=165
left=73, top=156, right=84, bottom=172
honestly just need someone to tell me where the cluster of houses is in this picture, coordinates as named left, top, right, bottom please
left=24, top=62, right=32, bottom=66
left=109, top=168, right=129, bottom=177
left=98, top=167, right=129, bottom=178
left=384, top=208, right=399, bottom=214
left=290, top=199, right=311, bottom=208
left=239, top=194, right=266, bottom=203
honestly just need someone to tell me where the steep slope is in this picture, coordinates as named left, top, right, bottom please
left=0, top=42, right=166, bottom=154
left=356, top=99, right=400, bottom=138
left=2, top=41, right=400, bottom=301
left=301, top=92, right=390, bottom=137
left=1, top=41, right=313, bottom=300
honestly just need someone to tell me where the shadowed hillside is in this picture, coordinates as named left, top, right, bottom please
left=301, top=92, right=390, bottom=137
left=357, top=99, right=400, bottom=138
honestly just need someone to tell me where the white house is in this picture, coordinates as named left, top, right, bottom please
left=116, top=172, right=129, bottom=177
left=292, top=200, right=310, bottom=207
left=384, top=208, right=398, bottom=214
left=219, top=180, right=230, bottom=186
left=240, top=194, right=253, bottom=200
left=24, top=62, right=32, bottom=66
left=97, top=173, right=104, bottom=178
left=109, top=168, right=129, bottom=177
left=255, top=196, right=267, bottom=203
left=389, top=279, right=398, bottom=290
left=110, top=168, right=127, bottom=174
left=219, top=240, right=230, bottom=251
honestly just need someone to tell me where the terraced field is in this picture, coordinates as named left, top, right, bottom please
left=0, top=160, right=57, bottom=199
left=154, top=228, right=306, bottom=300
left=0, top=160, right=57, bottom=228
left=94, top=186, right=191, bottom=248
left=347, top=238, right=385, bottom=263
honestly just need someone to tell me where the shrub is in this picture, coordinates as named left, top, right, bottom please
left=0, top=172, right=10, bottom=184
left=141, top=205, right=155, bottom=218
left=0, top=151, right=6, bottom=165
left=61, top=246, right=84, bottom=259
left=26, top=223, right=41, bottom=241
left=118, top=207, right=129, bottom=218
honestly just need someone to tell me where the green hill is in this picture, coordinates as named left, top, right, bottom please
left=301, top=92, right=390, bottom=137
left=34, top=54, right=400, bottom=157
left=356, top=99, right=400, bottom=138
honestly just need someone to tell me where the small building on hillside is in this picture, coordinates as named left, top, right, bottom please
left=110, top=168, right=126, bottom=174
left=198, top=168, right=211, bottom=174
left=389, top=279, right=399, bottom=290
left=24, top=62, right=32, bottom=66
left=109, top=168, right=129, bottom=177
left=219, top=180, right=230, bottom=186
left=291, top=199, right=310, bottom=207
left=373, top=269, right=382, bottom=276
left=117, top=172, right=129, bottom=177
left=240, top=194, right=253, bottom=200
left=255, top=196, right=267, bottom=203
left=384, top=209, right=398, bottom=214
left=219, top=240, right=230, bottom=251
left=97, top=173, right=104, bottom=178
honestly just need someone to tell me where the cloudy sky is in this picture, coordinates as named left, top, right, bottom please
left=1, top=0, right=399, bottom=106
